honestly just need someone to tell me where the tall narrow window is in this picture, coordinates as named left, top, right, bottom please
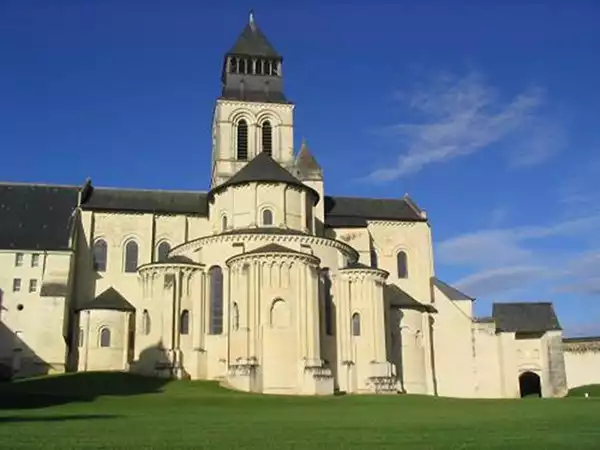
left=306, top=202, right=313, bottom=232
left=209, top=266, right=224, bottom=334
left=352, top=313, right=361, bottom=336
left=15, top=253, right=23, bottom=267
left=100, top=328, right=111, bottom=347
left=397, top=251, right=408, bottom=278
left=180, top=310, right=190, bottom=335
left=230, top=57, right=238, bottom=74
left=29, top=279, right=37, bottom=293
left=12, top=278, right=21, bottom=292
left=262, top=208, right=273, bottom=226
left=322, top=269, right=333, bottom=335
left=157, top=242, right=170, bottom=263
left=142, top=309, right=151, bottom=335
left=222, top=215, right=228, bottom=231
left=31, top=254, right=40, bottom=268
left=78, top=328, right=84, bottom=348
left=93, top=239, right=108, bottom=272
left=232, top=302, right=240, bottom=331
left=262, top=121, right=272, bottom=156
left=370, top=247, right=378, bottom=269
left=124, top=240, right=139, bottom=273
left=237, top=119, right=248, bottom=160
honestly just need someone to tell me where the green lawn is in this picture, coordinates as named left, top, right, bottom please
left=0, top=373, right=599, bottom=449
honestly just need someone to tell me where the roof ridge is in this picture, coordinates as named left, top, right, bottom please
left=92, top=186, right=208, bottom=194
left=0, top=181, right=80, bottom=188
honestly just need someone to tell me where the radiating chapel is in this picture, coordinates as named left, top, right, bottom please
left=1, top=12, right=599, bottom=398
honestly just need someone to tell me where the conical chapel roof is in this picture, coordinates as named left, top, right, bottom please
left=208, top=152, right=319, bottom=203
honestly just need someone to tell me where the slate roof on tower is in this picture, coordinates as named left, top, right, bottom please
left=208, top=152, right=319, bottom=203
left=228, top=12, right=280, bottom=58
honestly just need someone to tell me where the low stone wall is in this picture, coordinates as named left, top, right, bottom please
left=563, top=337, right=600, bottom=389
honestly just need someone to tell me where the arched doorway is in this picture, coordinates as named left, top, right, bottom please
left=519, top=371, right=542, bottom=398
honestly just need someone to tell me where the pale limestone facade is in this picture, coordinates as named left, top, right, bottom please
left=0, top=14, right=598, bottom=397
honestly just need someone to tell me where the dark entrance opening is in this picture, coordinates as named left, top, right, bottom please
left=519, top=371, right=541, bottom=398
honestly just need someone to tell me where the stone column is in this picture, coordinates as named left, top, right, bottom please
left=122, top=311, right=130, bottom=370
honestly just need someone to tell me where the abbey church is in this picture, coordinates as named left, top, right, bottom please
left=1, top=13, right=598, bottom=397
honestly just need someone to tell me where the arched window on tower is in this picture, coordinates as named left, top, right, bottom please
left=370, top=246, right=378, bottom=269
left=232, top=302, right=240, bottom=331
left=124, top=240, right=139, bottom=273
left=237, top=120, right=248, bottom=160
left=99, top=328, right=111, bottom=347
left=93, top=239, right=107, bottom=272
left=209, top=266, right=223, bottom=334
left=352, top=313, right=361, bottom=336
left=262, top=208, right=273, bottom=226
left=397, top=251, right=408, bottom=279
left=142, top=310, right=151, bottom=335
left=157, top=241, right=170, bottom=263
left=262, top=121, right=272, bottom=156
left=230, top=57, right=238, bottom=74
left=222, top=215, right=228, bottom=231
left=180, top=310, right=190, bottom=335
left=322, top=269, right=333, bottom=335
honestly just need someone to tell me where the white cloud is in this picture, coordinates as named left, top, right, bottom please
left=365, top=72, right=561, bottom=182
left=454, top=266, right=550, bottom=298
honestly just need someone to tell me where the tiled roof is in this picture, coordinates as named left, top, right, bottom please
left=384, top=284, right=436, bottom=312
left=433, top=277, right=475, bottom=301
left=76, top=287, right=135, bottom=312
left=0, top=183, right=79, bottom=251
left=492, top=302, right=562, bottom=333
left=228, top=17, right=280, bottom=57
left=324, top=195, right=426, bottom=227
left=81, top=187, right=208, bottom=215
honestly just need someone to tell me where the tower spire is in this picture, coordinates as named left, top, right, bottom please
left=249, top=9, right=255, bottom=26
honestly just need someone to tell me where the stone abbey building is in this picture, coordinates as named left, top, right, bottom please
left=1, top=13, right=599, bottom=397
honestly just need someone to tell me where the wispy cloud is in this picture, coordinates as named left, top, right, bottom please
left=437, top=214, right=600, bottom=299
left=365, top=71, right=562, bottom=182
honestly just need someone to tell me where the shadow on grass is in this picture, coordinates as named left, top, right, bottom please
left=0, top=371, right=171, bottom=410
left=0, top=414, right=119, bottom=423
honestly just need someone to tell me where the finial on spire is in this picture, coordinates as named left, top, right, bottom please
left=249, top=9, right=255, bottom=25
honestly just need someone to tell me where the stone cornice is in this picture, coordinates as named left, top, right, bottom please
left=367, top=221, right=418, bottom=228
left=563, top=340, right=600, bottom=353
left=339, top=267, right=389, bottom=282
left=137, top=261, right=204, bottom=276
left=170, top=232, right=359, bottom=262
left=216, top=98, right=294, bottom=111
left=227, top=251, right=320, bottom=268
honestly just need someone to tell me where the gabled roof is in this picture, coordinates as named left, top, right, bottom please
left=324, top=195, right=426, bottom=227
left=492, top=302, right=562, bottom=333
left=384, top=284, right=436, bottom=312
left=76, top=287, right=135, bottom=312
left=0, top=183, right=79, bottom=251
left=81, top=186, right=208, bottom=215
left=228, top=13, right=280, bottom=58
left=208, top=152, right=319, bottom=203
left=433, top=277, right=475, bottom=301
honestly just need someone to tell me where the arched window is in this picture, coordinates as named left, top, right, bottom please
left=352, top=313, right=361, bottom=336
left=124, top=240, right=139, bottom=273
left=262, top=121, right=272, bottom=156
left=99, top=328, right=111, bottom=347
left=370, top=247, right=378, bottom=269
left=209, top=266, right=223, bottom=334
left=232, top=302, right=240, bottom=331
left=222, top=215, right=228, bottom=231
left=157, top=241, right=170, bottom=263
left=397, top=251, right=408, bottom=278
left=180, top=310, right=190, bottom=335
left=230, top=57, right=238, bottom=74
left=262, top=208, right=273, bottom=226
left=270, top=298, right=289, bottom=328
left=322, top=269, right=333, bottom=335
left=142, top=309, right=151, bottom=335
left=93, top=239, right=107, bottom=272
left=237, top=119, right=248, bottom=160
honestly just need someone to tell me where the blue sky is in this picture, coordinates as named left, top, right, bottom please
left=1, top=1, right=599, bottom=336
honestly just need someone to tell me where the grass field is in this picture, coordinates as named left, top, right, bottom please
left=0, top=373, right=599, bottom=449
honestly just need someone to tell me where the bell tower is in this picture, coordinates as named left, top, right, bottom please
left=210, top=11, right=295, bottom=187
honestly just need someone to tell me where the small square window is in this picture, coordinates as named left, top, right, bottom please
left=15, top=253, right=24, bottom=267
left=31, top=254, right=40, bottom=268
left=29, top=279, right=38, bottom=293
left=13, top=278, right=21, bottom=292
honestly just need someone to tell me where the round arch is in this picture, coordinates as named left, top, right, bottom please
left=519, top=371, right=542, bottom=398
